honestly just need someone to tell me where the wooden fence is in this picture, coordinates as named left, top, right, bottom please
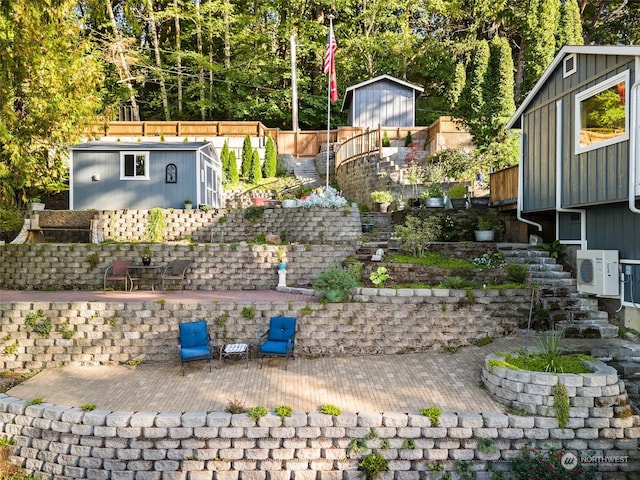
left=335, top=127, right=383, bottom=168
left=489, top=164, right=518, bottom=206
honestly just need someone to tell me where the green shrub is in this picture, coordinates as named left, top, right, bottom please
left=382, top=131, right=391, bottom=147
left=404, top=130, right=412, bottom=146
left=420, top=406, right=442, bottom=426
left=146, top=208, right=165, bottom=243
left=249, top=149, right=263, bottom=183
left=369, top=267, right=391, bottom=287
left=394, top=215, right=442, bottom=257
left=370, top=191, right=393, bottom=203
left=247, top=405, right=268, bottom=422
left=241, top=134, right=253, bottom=179
left=506, top=263, right=528, bottom=283
left=319, top=403, right=342, bottom=416
left=274, top=405, right=292, bottom=419
left=509, top=447, right=596, bottom=479
left=313, top=264, right=359, bottom=302
left=358, top=452, right=389, bottom=480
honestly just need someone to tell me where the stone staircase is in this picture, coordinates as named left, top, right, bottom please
left=497, top=243, right=619, bottom=339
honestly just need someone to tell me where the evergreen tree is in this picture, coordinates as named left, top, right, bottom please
left=220, top=140, right=231, bottom=185
left=249, top=149, right=262, bottom=184
left=558, top=0, right=583, bottom=47
left=481, top=36, right=516, bottom=148
left=263, top=135, right=277, bottom=178
left=241, top=135, right=253, bottom=180
left=228, top=150, right=239, bottom=184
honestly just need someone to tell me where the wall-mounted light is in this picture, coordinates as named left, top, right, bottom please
left=91, top=173, right=101, bottom=182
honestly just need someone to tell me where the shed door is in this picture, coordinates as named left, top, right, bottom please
left=203, top=160, right=216, bottom=206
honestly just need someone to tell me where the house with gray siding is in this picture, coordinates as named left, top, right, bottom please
left=69, top=142, right=221, bottom=210
left=506, top=45, right=640, bottom=327
left=341, top=75, right=423, bottom=128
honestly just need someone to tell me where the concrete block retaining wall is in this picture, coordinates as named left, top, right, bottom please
left=0, top=244, right=355, bottom=291
left=96, top=207, right=361, bottom=245
left=0, top=289, right=529, bottom=371
left=0, top=396, right=637, bottom=479
left=482, top=354, right=636, bottom=423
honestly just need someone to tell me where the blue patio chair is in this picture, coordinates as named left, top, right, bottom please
left=178, top=320, right=213, bottom=375
left=257, top=316, right=297, bottom=369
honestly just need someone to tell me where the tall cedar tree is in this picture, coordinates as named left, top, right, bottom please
left=0, top=0, right=102, bottom=205
left=220, top=140, right=231, bottom=185
left=249, top=149, right=262, bottom=184
left=228, top=150, right=239, bottom=184
left=263, top=135, right=277, bottom=178
left=241, top=135, right=253, bottom=180
left=558, top=0, right=583, bottom=47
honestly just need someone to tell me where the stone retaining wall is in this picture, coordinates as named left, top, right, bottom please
left=95, top=207, right=361, bottom=245
left=0, top=396, right=637, bottom=479
left=0, top=290, right=529, bottom=372
left=0, top=244, right=355, bottom=291
left=482, top=354, right=636, bottom=422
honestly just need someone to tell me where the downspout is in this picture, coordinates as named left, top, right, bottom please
left=555, top=100, right=587, bottom=250
left=514, top=130, right=543, bottom=232
left=629, top=59, right=640, bottom=215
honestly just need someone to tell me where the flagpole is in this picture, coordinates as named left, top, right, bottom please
left=325, top=14, right=334, bottom=190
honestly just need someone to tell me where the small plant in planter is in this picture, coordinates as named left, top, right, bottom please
left=184, top=198, right=193, bottom=209
left=475, top=211, right=499, bottom=241
left=448, top=185, right=467, bottom=208
left=140, top=245, right=153, bottom=266
left=423, top=184, right=444, bottom=207
left=370, top=191, right=393, bottom=212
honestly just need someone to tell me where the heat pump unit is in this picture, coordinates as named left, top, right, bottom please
left=576, top=250, right=619, bottom=296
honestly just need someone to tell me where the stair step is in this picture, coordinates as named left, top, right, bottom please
left=609, top=361, right=640, bottom=377
left=556, top=321, right=619, bottom=339
left=526, top=264, right=565, bottom=272
left=528, top=271, right=573, bottom=279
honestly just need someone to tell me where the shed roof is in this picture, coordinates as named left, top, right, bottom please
left=341, top=74, right=424, bottom=111
left=70, top=141, right=212, bottom=151
left=506, top=45, right=640, bottom=130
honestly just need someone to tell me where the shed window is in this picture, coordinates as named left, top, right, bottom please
left=575, top=70, right=629, bottom=154
left=120, top=151, right=149, bottom=180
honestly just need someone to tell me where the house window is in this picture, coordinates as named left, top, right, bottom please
left=575, top=70, right=629, bottom=154
left=120, top=151, right=149, bottom=180
left=166, top=163, right=177, bottom=183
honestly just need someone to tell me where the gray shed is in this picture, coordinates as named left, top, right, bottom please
left=69, top=141, right=221, bottom=210
left=341, top=75, right=424, bottom=128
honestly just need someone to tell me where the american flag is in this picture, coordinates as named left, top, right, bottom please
left=324, top=23, right=338, bottom=102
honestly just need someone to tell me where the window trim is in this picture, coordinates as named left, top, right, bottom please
left=574, top=70, right=629, bottom=154
left=563, top=53, right=576, bottom=78
left=120, top=151, right=150, bottom=180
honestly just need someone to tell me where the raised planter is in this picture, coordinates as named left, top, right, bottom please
left=424, top=197, right=443, bottom=208
left=474, top=230, right=495, bottom=241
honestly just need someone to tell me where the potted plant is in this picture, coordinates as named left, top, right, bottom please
left=423, top=185, right=444, bottom=207
left=475, top=212, right=498, bottom=241
left=448, top=185, right=468, bottom=209
left=313, top=264, right=359, bottom=302
left=141, top=245, right=153, bottom=266
left=184, top=198, right=193, bottom=210
left=27, top=197, right=45, bottom=214
left=370, top=191, right=393, bottom=213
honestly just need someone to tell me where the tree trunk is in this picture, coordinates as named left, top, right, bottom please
left=105, top=0, right=139, bottom=120
left=174, top=0, right=182, bottom=116
left=146, top=0, right=170, bottom=121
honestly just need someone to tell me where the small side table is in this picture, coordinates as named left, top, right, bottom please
left=219, top=343, right=250, bottom=367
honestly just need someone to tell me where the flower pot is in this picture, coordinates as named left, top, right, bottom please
left=450, top=198, right=467, bottom=209
left=253, top=197, right=267, bottom=207
left=27, top=203, right=45, bottom=214
left=184, top=203, right=193, bottom=210
left=362, top=224, right=374, bottom=233
left=142, top=257, right=151, bottom=266
left=282, top=199, right=297, bottom=208
left=376, top=202, right=391, bottom=213
left=277, top=263, right=287, bottom=271
left=425, top=197, right=443, bottom=208
left=474, top=230, right=495, bottom=242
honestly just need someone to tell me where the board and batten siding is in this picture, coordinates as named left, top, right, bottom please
left=72, top=148, right=199, bottom=210
left=521, top=53, right=636, bottom=213
left=350, top=79, right=416, bottom=128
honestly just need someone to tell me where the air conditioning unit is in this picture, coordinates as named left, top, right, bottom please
left=576, top=250, right=619, bottom=296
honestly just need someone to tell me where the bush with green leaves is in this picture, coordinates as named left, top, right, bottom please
left=228, top=150, right=239, bottom=184
left=509, top=447, right=596, bottom=479
left=0, top=206, right=23, bottom=242
left=394, top=215, right=442, bottom=257
left=382, top=131, right=391, bottom=147
left=358, top=452, right=388, bottom=480
left=313, top=264, right=359, bottom=302
left=221, top=140, right=231, bottom=184
left=247, top=405, right=268, bottom=422
left=506, top=263, right=528, bottom=283
left=420, top=406, right=442, bottom=426
left=319, top=403, right=342, bottom=416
